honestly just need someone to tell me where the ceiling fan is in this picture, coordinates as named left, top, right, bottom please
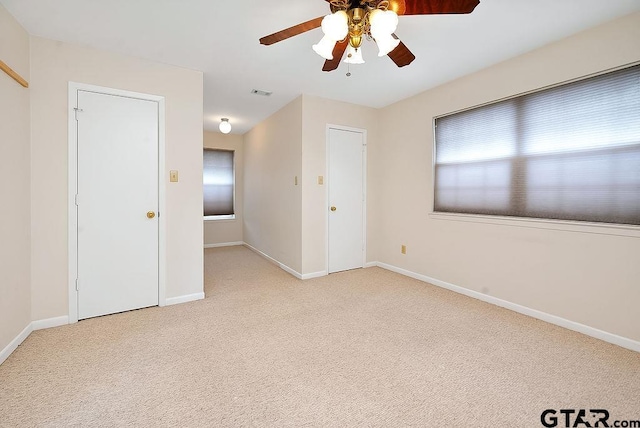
left=259, top=0, right=480, bottom=72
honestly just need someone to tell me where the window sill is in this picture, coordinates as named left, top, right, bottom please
left=428, top=212, right=640, bottom=238
left=204, top=215, right=236, bottom=221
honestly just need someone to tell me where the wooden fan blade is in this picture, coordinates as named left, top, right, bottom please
left=389, top=0, right=480, bottom=16
left=322, top=39, right=349, bottom=72
left=388, top=40, right=416, bottom=67
left=259, top=16, right=324, bottom=46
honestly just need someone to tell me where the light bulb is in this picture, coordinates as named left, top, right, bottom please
left=344, top=45, right=365, bottom=64
left=313, top=35, right=337, bottom=60
left=219, top=118, right=231, bottom=134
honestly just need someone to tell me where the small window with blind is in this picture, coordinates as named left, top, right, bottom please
left=203, top=149, right=235, bottom=220
left=433, top=64, right=640, bottom=226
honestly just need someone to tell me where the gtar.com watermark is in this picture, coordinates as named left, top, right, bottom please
left=541, top=409, right=640, bottom=428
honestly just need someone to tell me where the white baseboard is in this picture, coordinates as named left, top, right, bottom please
left=0, top=323, right=33, bottom=366
left=32, top=315, right=69, bottom=331
left=0, top=298, right=208, bottom=365
left=243, top=243, right=304, bottom=280
left=243, top=243, right=329, bottom=280
left=204, top=241, right=244, bottom=249
left=373, top=261, right=640, bottom=353
left=302, top=271, right=327, bottom=280
left=364, top=262, right=377, bottom=268
left=165, top=292, right=205, bottom=306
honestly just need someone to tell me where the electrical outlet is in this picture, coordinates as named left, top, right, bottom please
left=401, top=245, right=407, bottom=254
left=318, top=176, right=324, bottom=185
left=169, top=170, right=179, bottom=182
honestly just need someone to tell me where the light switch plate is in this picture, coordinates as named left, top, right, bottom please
left=170, top=170, right=179, bottom=182
left=318, top=176, right=324, bottom=185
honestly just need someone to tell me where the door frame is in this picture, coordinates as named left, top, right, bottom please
left=67, top=82, right=166, bottom=324
left=325, top=124, right=368, bottom=274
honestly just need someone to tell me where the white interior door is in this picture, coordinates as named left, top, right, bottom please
left=76, top=90, right=159, bottom=320
left=328, top=128, right=365, bottom=274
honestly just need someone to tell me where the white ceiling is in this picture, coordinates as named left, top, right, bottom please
left=2, top=0, right=639, bottom=134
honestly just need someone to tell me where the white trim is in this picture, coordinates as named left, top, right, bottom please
left=165, top=292, right=205, bottom=306
left=325, top=124, right=368, bottom=275
left=364, top=262, right=377, bottom=268
left=1, top=316, right=70, bottom=365
left=428, top=212, right=640, bottom=239
left=372, top=261, right=640, bottom=353
left=204, top=214, right=236, bottom=221
left=240, top=242, right=325, bottom=280
left=32, top=316, right=69, bottom=331
left=243, top=243, right=303, bottom=280
left=157, top=99, right=167, bottom=307
left=68, top=82, right=167, bottom=320
left=301, top=271, right=327, bottom=280
left=68, top=83, right=78, bottom=323
left=204, top=241, right=244, bottom=249
left=0, top=323, right=32, bottom=366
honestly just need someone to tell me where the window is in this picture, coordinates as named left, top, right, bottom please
left=203, top=149, right=234, bottom=219
left=434, top=64, right=640, bottom=226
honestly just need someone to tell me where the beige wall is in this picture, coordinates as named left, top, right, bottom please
left=0, top=5, right=31, bottom=352
left=242, top=95, right=379, bottom=277
left=29, top=36, right=204, bottom=320
left=203, top=131, right=244, bottom=246
left=301, top=95, right=379, bottom=275
left=372, top=12, right=640, bottom=341
left=243, top=97, right=303, bottom=273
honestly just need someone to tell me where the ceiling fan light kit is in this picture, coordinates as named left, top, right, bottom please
left=260, top=0, right=481, bottom=72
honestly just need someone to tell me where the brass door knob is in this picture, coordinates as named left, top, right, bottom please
left=330, top=206, right=337, bottom=211
left=147, top=211, right=156, bottom=219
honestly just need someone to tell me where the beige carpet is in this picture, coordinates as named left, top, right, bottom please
left=1, top=246, right=638, bottom=427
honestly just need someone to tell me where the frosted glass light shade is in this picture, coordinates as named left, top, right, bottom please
left=370, top=9, right=400, bottom=57
left=323, top=11, right=349, bottom=40
left=313, top=11, right=348, bottom=59
left=344, top=45, right=365, bottom=64
left=370, top=10, right=399, bottom=36
left=369, top=9, right=382, bottom=29
left=313, top=35, right=337, bottom=60
left=219, top=118, right=231, bottom=134
left=375, top=33, right=400, bottom=57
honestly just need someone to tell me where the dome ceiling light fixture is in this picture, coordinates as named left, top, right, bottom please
left=219, top=118, right=232, bottom=134
left=259, top=0, right=480, bottom=73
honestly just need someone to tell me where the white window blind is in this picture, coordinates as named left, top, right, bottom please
left=434, top=64, right=640, bottom=226
left=203, top=149, right=234, bottom=217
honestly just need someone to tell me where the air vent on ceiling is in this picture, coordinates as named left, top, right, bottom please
left=251, top=89, right=273, bottom=97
